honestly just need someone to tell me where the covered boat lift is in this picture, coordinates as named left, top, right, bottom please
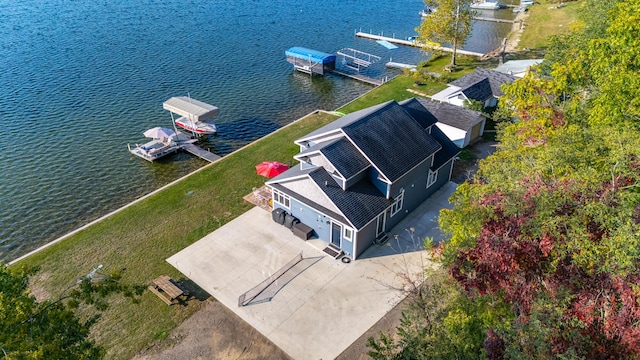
left=163, top=96, right=220, bottom=122
left=163, top=96, right=219, bottom=136
left=285, top=47, right=336, bottom=75
left=127, top=97, right=222, bottom=163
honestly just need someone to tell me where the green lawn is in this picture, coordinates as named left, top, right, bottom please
left=519, top=0, right=581, bottom=49
left=337, top=55, right=495, bottom=114
left=338, top=76, right=425, bottom=113
left=421, top=54, right=499, bottom=76
left=13, top=73, right=441, bottom=358
left=15, top=111, right=339, bottom=359
left=12, top=59, right=500, bottom=358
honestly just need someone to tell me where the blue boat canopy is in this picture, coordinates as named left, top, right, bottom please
left=285, top=47, right=336, bottom=64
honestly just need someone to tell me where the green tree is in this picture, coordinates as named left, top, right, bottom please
left=464, top=99, right=485, bottom=113
left=438, top=0, right=640, bottom=356
left=416, top=0, right=473, bottom=70
left=0, top=265, right=144, bottom=359
left=368, top=269, right=509, bottom=359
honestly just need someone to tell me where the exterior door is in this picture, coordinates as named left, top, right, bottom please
left=376, top=212, right=385, bottom=236
left=470, top=122, right=482, bottom=142
left=331, top=222, right=341, bottom=247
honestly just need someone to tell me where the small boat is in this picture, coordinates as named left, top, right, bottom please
left=470, top=1, right=502, bottom=9
left=512, top=5, right=528, bottom=12
left=163, top=96, right=220, bottom=136
left=129, top=128, right=181, bottom=162
left=419, top=7, right=436, bottom=17
left=174, top=117, right=217, bottom=135
left=129, top=139, right=180, bottom=162
left=520, top=0, right=534, bottom=5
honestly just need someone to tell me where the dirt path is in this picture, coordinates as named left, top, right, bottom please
left=133, top=299, right=291, bottom=360
left=505, top=12, right=528, bottom=53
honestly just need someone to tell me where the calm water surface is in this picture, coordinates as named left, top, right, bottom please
left=0, top=0, right=513, bottom=262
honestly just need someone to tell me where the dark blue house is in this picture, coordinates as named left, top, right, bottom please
left=266, top=99, right=459, bottom=260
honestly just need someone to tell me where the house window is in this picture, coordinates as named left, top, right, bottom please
left=427, top=169, right=438, bottom=188
left=390, top=190, right=404, bottom=217
left=272, top=189, right=290, bottom=208
left=343, top=227, right=353, bottom=242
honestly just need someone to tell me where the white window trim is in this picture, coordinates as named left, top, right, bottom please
left=343, top=227, right=353, bottom=242
left=272, top=189, right=290, bottom=209
left=427, top=169, right=438, bottom=188
left=390, top=190, right=404, bottom=217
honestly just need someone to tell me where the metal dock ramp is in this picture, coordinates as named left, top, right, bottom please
left=329, top=70, right=383, bottom=86
left=180, top=143, right=221, bottom=163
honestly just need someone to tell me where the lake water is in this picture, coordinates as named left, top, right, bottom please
left=0, top=0, right=513, bottom=262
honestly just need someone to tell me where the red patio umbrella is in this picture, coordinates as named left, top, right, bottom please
left=256, top=161, right=288, bottom=178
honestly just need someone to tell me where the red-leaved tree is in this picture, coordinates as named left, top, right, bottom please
left=449, top=175, right=640, bottom=358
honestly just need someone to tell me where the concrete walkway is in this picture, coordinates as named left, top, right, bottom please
left=168, top=181, right=457, bottom=359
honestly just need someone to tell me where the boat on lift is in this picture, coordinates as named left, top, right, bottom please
left=470, top=0, right=503, bottom=9
left=163, top=96, right=219, bottom=135
left=174, top=117, right=217, bottom=135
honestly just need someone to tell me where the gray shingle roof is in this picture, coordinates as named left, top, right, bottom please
left=268, top=98, right=460, bottom=230
left=449, top=68, right=517, bottom=100
left=461, top=77, right=493, bottom=102
left=308, top=167, right=391, bottom=229
left=416, top=98, right=484, bottom=130
left=342, top=101, right=441, bottom=182
left=298, top=101, right=393, bottom=143
left=320, top=137, right=369, bottom=179
left=297, top=138, right=338, bottom=156
left=399, top=98, right=438, bottom=128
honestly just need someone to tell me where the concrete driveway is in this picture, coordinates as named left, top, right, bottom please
left=167, top=181, right=457, bottom=359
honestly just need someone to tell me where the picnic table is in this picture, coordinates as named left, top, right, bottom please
left=148, top=275, right=188, bottom=305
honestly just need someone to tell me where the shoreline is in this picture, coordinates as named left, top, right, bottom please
left=9, top=109, right=338, bottom=266
left=7, top=70, right=387, bottom=267
left=505, top=11, right=527, bottom=53
left=482, top=11, right=527, bottom=59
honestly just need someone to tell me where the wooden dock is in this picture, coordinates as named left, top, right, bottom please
left=181, top=143, right=221, bottom=163
left=355, top=32, right=484, bottom=57
left=329, top=70, right=384, bottom=86
left=473, top=16, right=515, bottom=23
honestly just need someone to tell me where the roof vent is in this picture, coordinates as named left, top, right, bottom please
left=325, top=181, right=328, bottom=187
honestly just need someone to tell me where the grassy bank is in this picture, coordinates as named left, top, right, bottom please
left=519, top=0, right=581, bottom=49
left=337, top=55, right=490, bottom=114
left=7, top=4, right=576, bottom=351
left=14, top=111, right=338, bottom=359
left=13, top=56, right=487, bottom=358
